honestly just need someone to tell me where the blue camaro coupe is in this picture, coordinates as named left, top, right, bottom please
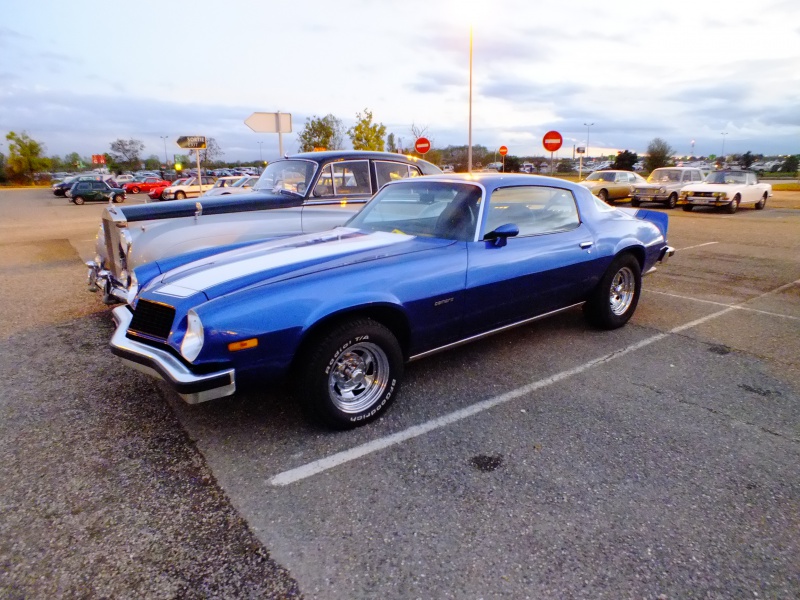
left=111, top=174, right=673, bottom=428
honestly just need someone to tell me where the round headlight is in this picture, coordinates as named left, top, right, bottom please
left=659, top=187, right=666, bottom=193
left=180, top=310, right=205, bottom=362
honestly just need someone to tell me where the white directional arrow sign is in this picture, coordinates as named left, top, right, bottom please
left=244, top=112, right=292, bottom=134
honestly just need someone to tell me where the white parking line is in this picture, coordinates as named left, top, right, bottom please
left=648, top=290, right=800, bottom=321
left=678, top=242, right=718, bottom=251
left=270, top=279, right=799, bottom=487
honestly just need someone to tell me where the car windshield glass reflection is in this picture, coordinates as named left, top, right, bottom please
left=706, top=172, right=746, bottom=184
left=585, top=172, right=615, bottom=182
left=252, top=159, right=317, bottom=195
left=648, top=169, right=681, bottom=183
left=347, top=180, right=482, bottom=242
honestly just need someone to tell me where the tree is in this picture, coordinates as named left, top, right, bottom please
left=109, top=138, right=145, bottom=171
left=613, top=150, right=638, bottom=171
left=348, top=109, right=386, bottom=151
left=0, top=152, right=7, bottom=183
left=738, top=151, right=755, bottom=169
left=199, top=138, right=224, bottom=166
left=297, top=114, right=345, bottom=152
left=644, top=138, right=675, bottom=172
left=144, top=154, right=161, bottom=171
left=5, top=131, right=49, bottom=183
left=64, top=152, right=82, bottom=170
left=503, top=155, right=521, bottom=173
left=386, top=133, right=397, bottom=153
left=781, top=155, right=799, bottom=173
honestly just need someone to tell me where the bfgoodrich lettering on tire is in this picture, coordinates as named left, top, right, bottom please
left=584, top=253, right=642, bottom=329
left=298, top=318, right=403, bottom=429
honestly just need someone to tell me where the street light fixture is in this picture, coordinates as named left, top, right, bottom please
left=160, top=135, right=169, bottom=167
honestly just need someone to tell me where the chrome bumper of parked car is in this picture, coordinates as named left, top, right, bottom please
left=86, top=261, right=128, bottom=304
left=110, top=306, right=236, bottom=404
left=644, top=246, right=675, bottom=275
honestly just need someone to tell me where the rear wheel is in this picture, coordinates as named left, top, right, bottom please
left=725, top=195, right=740, bottom=214
left=666, top=193, right=678, bottom=209
left=584, top=253, right=641, bottom=330
left=112, top=194, right=124, bottom=203
left=297, top=318, right=403, bottom=429
left=682, top=204, right=694, bottom=212
left=630, top=197, right=640, bottom=207
left=755, top=193, right=767, bottom=210
left=73, top=196, right=85, bottom=205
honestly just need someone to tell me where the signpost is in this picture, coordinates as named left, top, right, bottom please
left=498, top=145, right=508, bottom=172
left=177, top=136, right=206, bottom=190
left=245, top=112, right=293, bottom=157
left=543, top=131, right=563, bottom=175
left=414, top=137, right=431, bottom=154
left=576, top=146, right=586, bottom=179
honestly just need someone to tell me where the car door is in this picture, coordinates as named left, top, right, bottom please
left=462, top=185, right=598, bottom=337
left=73, top=181, right=91, bottom=199
left=90, top=181, right=108, bottom=201
left=301, top=160, right=374, bottom=233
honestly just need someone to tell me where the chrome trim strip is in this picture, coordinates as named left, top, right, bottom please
left=408, top=302, right=585, bottom=362
left=110, top=306, right=236, bottom=404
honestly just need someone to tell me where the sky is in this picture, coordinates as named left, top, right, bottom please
left=2, top=0, right=799, bottom=165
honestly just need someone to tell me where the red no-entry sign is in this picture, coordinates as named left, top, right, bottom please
left=414, top=137, right=431, bottom=154
left=543, top=131, right=563, bottom=152
left=498, top=145, right=508, bottom=156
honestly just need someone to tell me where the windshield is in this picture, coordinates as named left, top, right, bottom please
left=585, top=171, right=615, bottom=182
left=252, top=159, right=318, bottom=195
left=647, top=169, right=682, bottom=183
left=347, top=180, right=482, bottom=242
left=705, top=171, right=746, bottom=184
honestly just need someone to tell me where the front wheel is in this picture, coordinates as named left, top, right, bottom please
left=755, top=193, right=767, bottom=210
left=130, top=186, right=140, bottom=194
left=297, top=319, right=403, bottom=429
left=598, top=189, right=609, bottom=204
left=584, top=254, right=641, bottom=330
left=666, top=193, right=678, bottom=209
left=725, top=195, right=739, bottom=214
left=630, top=197, right=640, bottom=207
left=175, top=191, right=186, bottom=200
left=682, top=204, right=694, bottom=212
left=73, top=196, right=85, bottom=205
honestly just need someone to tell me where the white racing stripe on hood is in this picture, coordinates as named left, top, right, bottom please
left=156, top=230, right=413, bottom=298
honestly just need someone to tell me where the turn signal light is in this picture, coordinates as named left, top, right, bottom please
left=228, top=338, right=258, bottom=352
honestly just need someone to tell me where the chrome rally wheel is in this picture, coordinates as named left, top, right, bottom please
left=609, top=266, right=636, bottom=316
left=584, top=253, right=642, bottom=329
left=328, top=341, right=390, bottom=414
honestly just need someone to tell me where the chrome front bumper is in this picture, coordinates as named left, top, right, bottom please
left=110, top=306, right=236, bottom=404
left=87, top=261, right=128, bottom=304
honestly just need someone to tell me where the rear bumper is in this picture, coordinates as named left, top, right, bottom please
left=110, top=306, right=236, bottom=404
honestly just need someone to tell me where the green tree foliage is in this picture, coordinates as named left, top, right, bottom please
left=644, top=138, right=675, bottom=172
left=386, top=133, right=397, bottom=153
left=5, top=131, right=49, bottom=183
left=297, top=114, right=345, bottom=152
left=503, top=155, right=521, bottom=173
left=64, top=152, right=82, bottom=169
left=144, top=154, right=161, bottom=170
left=348, top=109, right=387, bottom=151
left=781, top=155, right=799, bottom=173
left=556, top=159, right=574, bottom=173
left=109, top=138, right=145, bottom=171
left=738, top=151, right=755, bottom=169
left=0, top=152, right=7, bottom=183
left=613, top=150, right=638, bottom=171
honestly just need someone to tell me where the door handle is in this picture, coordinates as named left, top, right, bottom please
left=579, top=241, right=593, bottom=249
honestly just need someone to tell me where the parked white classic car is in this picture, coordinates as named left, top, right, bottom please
left=677, top=170, right=772, bottom=213
left=201, top=175, right=258, bottom=197
left=87, top=151, right=441, bottom=304
left=631, top=167, right=706, bottom=209
left=161, top=176, right=217, bottom=200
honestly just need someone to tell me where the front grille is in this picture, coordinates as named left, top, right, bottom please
left=693, top=192, right=714, bottom=198
left=129, top=300, right=176, bottom=341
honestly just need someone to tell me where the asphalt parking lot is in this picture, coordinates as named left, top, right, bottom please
left=1, top=187, right=798, bottom=599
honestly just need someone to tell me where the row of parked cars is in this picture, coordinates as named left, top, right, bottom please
left=85, top=150, right=674, bottom=429
left=579, top=167, right=772, bottom=213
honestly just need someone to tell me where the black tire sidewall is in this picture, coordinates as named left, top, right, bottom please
left=584, top=254, right=642, bottom=330
left=299, top=319, right=403, bottom=428
left=74, top=196, right=85, bottom=205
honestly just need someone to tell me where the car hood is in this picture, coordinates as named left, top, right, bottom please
left=681, top=183, right=737, bottom=192
left=142, top=228, right=452, bottom=303
left=105, top=190, right=303, bottom=222
left=634, top=182, right=670, bottom=190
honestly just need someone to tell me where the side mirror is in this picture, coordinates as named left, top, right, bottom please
left=483, top=223, right=519, bottom=247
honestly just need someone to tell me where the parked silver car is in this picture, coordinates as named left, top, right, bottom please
left=87, top=151, right=441, bottom=304
left=631, top=167, right=706, bottom=209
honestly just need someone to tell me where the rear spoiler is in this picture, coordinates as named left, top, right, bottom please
left=618, top=207, right=669, bottom=239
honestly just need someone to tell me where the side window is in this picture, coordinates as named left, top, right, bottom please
left=375, top=161, right=420, bottom=188
left=92, top=181, right=106, bottom=190
left=77, top=182, right=90, bottom=191
left=691, top=170, right=702, bottom=182
left=332, top=161, right=371, bottom=195
left=485, top=186, right=579, bottom=237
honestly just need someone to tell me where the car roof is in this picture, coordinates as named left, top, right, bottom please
left=386, top=172, right=585, bottom=195
left=287, top=150, right=441, bottom=172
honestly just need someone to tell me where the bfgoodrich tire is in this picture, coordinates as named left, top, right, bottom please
left=298, top=319, right=403, bottom=429
left=584, top=253, right=642, bottom=330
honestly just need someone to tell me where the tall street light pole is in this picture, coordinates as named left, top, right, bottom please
left=720, top=132, right=728, bottom=162
left=160, top=135, right=169, bottom=167
left=257, top=141, right=263, bottom=163
left=468, top=25, right=473, bottom=173
left=584, top=123, right=594, bottom=161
